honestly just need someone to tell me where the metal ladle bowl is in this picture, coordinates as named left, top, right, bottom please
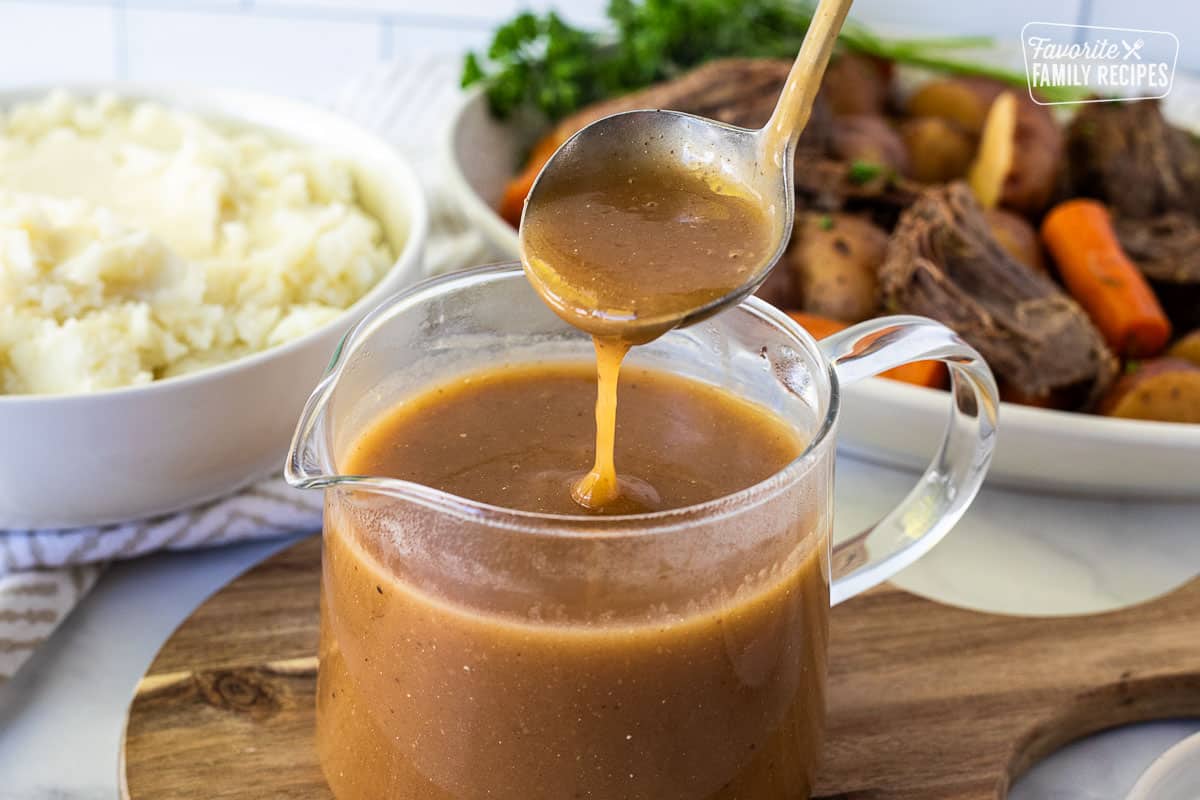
left=518, top=0, right=855, bottom=341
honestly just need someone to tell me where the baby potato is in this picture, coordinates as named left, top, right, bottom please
left=1099, top=358, right=1200, bottom=423
left=1003, top=97, right=1063, bottom=214
left=905, top=78, right=993, bottom=134
left=830, top=115, right=909, bottom=175
left=985, top=208, right=1046, bottom=273
left=900, top=116, right=974, bottom=183
left=1168, top=329, right=1200, bottom=367
left=788, top=213, right=889, bottom=322
left=905, top=78, right=1063, bottom=213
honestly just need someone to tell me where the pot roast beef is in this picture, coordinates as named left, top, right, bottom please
left=1114, top=213, right=1200, bottom=331
left=546, top=58, right=920, bottom=223
left=547, top=58, right=832, bottom=157
left=544, top=58, right=922, bottom=229
left=791, top=158, right=921, bottom=230
left=1067, top=99, right=1200, bottom=219
left=880, top=184, right=1117, bottom=408
left=1067, top=100, right=1200, bottom=330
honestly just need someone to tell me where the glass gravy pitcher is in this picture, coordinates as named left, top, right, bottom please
left=286, top=263, right=998, bottom=799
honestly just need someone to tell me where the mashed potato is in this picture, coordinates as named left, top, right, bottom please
left=0, top=91, right=394, bottom=395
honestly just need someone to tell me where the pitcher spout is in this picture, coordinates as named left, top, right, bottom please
left=285, top=370, right=339, bottom=490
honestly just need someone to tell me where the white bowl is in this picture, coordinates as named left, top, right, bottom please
left=0, top=85, right=428, bottom=529
left=1127, top=732, right=1200, bottom=800
left=445, top=89, right=523, bottom=257
left=444, top=89, right=1200, bottom=498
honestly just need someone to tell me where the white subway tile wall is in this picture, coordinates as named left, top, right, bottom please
left=0, top=0, right=1193, bottom=102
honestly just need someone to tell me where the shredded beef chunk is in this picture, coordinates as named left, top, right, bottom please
left=1067, top=99, right=1200, bottom=218
left=1115, top=213, right=1200, bottom=332
left=1068, top=100, right=1200, bottom=331
left=547, top=58, right=927, bottom=225
left=553, top=58, right=919, bottom=230
left=1116, top=213, right=1200, bottom=284
left=792, top=159, right=922, bottom=230
left=549, top=58, right=832, bottom=157
left=880, top=184, right=1117, bottom=408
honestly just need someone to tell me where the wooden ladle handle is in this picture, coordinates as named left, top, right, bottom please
left=762, top=0, right=855, bottom=163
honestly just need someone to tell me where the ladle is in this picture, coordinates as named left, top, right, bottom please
left=519, top=0, right=856, bottom=341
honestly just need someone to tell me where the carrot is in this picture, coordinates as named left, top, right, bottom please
left=497, top=132, right=566, bottom=228
left=786, top=311, right=848, bottom=340
left=1041, top=199, right=1172, bottom=358
left=882, top=359, right=947, bottom=389
left=786, top=312, right=947, bottom=389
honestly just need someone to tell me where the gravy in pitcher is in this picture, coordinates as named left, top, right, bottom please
left=318, top=126, right=822, bottom=800
left=340, top=361, right=802, bottom=515
left=319, top=361, right=828, bottom=799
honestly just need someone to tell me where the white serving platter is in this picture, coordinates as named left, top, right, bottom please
left=444, top=83, right=1200, bottom=498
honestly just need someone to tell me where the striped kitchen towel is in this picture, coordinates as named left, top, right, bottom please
left=0, top=54, right=503, bottom=680
left=0, top=479, right=323, bottom=678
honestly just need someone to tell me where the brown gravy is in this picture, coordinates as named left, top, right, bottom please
left=520, top=158, right=777, bottom=509
left=521, top=159, right=775, bottom=342
left=319, top=362, right=827, bottom=799
left=341, top=361, right=804, bottom=516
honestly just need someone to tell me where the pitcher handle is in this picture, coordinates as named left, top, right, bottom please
left=818, top=315, right=999, bottom=606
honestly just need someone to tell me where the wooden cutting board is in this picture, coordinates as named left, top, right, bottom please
left=120, top=535, right=1200, bottom=799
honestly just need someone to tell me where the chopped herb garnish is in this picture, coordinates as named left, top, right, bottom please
left=847, top=160, right=885, bottom=185
left=818, top=214, right=835, bottom=230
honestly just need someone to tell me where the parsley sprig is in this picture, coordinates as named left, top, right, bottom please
left=462, top=0, right=1071, bottom=121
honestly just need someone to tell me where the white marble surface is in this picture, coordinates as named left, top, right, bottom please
left=0, top=453, right=1196, bottom=799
